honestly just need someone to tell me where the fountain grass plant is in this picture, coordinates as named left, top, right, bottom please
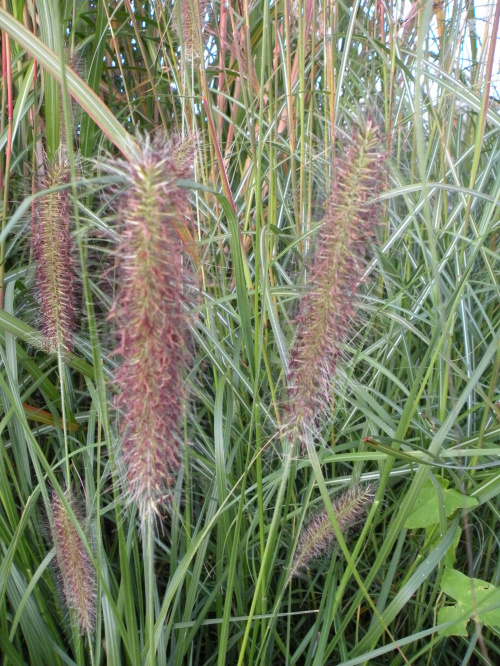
left=0, top=1, right=499, bottom=665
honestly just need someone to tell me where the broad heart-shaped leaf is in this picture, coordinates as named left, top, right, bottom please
left=404, top=477, right=478, bottom=529
left=438, top=569, right=500, bottom=637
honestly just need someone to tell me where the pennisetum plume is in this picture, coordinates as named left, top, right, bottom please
left=50, top=490, right=96, bottom=635
left=110, top=133, right=195, bottom=524
left=290, top=484, right=375, bottom=579
left=172, top=0, right=209, bottom=61
left=31, top=152, right=76, bottom=353
left=285, top=121, right=386, bottom=449
left=31, top=48, right=81, bottom=354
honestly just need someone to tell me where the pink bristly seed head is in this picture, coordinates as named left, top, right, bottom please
left=286, top=122, right=386, bottom=449
left=31, top=155, right=76, bottom=353
left=111, top=134, right=195, bottom=523
left=290, top=484, right=375, bottom=578
left=51, top=491, right=96, bottom=635
left=173, top=0, right=210, bottom=61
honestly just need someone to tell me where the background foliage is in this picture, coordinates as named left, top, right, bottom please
left=0, top=0, right=499, bottom=664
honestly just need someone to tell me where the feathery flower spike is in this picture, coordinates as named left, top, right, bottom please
left=31, top=153, right=76, bottom=353
left=51, top=491, right=96, bottom=635
left=173, top=0, right=210, bottom=61
left=290, top=484, right=375, bottom=578
left=286, top=121, right=386, bottom=449
left=111, top=134, right=195, bottom=523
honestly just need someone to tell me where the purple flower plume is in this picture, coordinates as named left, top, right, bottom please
left=51, top=491, right=96, bottom=635
left=31, top=155, right=75, bottom=352
left=286, top=122, right=386, bottom=447
left=111, top=135, right=195, bottom=522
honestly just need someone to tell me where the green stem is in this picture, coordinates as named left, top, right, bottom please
left=144, top=513, right=156, bottom=666
left=57, top=350, right=70, bottom=489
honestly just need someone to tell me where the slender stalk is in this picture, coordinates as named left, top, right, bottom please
left=236, top=441, right=294, bottom=666
left=144, top=514, right=156, bottom=666
left=0, top=12, right=13, bottom=309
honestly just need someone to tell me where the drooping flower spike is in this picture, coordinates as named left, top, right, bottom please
left=290, top=484, right=375, bottom=578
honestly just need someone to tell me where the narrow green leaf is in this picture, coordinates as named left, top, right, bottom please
left=0, top=8, right=136, bottom=159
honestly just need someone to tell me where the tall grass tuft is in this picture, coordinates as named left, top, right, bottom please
left=110, top=134, right=195, bottom=523
left=50, top=490, right=96, bottom=636
left=1, top=1, right=499, bottom=663
left=286, top=121, right=386, bottom=449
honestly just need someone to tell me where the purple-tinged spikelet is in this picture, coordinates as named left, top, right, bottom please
left=31, top=154, right=76, bottom=352
left=286, top=121, right=386, bottom=448
left=290, top=484, right=375, bottom=578
left=173, top=0, right=210, bottom=61
left=111, top=134, right=194, bottom=522
left=51, top=491, right=96, bottom=635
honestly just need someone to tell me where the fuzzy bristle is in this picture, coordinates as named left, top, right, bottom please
left=173, top=0, right=210, bottom=60
left=286, top=121, right=386, bottom=449
left=51, top=491, right=96, bottom=635
left=31, top=154, right=76, bottom=353
left=290, top=484, right=375, bottom=578
left=111, top=134, right=195, bottom=523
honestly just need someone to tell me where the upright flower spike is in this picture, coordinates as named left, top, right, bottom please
left=286, top=121, right=386, bottom=448
left=111, top=135, right=194, bottom=523
left=290, top=484, right=375, bottom=579
left=173, top=0, right=209, bottom=61
left=51, top=491, right=96, bottom=635
left=31, top=154, right=75, bottom=352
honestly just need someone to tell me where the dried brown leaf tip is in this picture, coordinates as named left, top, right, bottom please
left=290, top=484, right=375, bottom=579
left=51, top=491, right=96, bottom=635
left=31, top=153, right=76, bottom=353
left=285, top=121, right=386, bottom=449
left=111, top=134, right=195, bottom=523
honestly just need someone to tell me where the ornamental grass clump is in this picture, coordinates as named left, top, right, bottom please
left=286, top=121, right=386, bottom=448
left=31, top=153, right=76, bottom=353
left=290, top=484, right=375, bottom=579
left=51, top=490, right=96, bottom=635
left=111, top=135, right=194, bottom=523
